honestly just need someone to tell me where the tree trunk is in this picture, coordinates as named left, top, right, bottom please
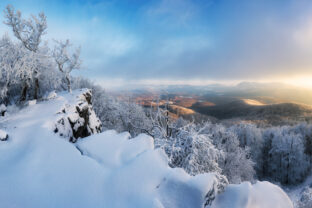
left=66, top=75, right=71, bottom=93
left=20, top=82, right=28, bottom=102
left=34, top=78, right=39, bottom=99
left=4, top=81, right=11, bottom=105
left=166, top=110, right=169, bottom=137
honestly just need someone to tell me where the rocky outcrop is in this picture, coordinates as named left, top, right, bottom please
left=204, top=173, right=228, bottom=207
left=54, top=89, right=102, bottom=142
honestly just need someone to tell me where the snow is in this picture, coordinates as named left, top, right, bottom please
left=46, top=90, right=57, bottom=100
left=210, top=181, right=293, bottom=208
left=0, top=129, right=8, bottom=141
left=27, top=99, right=37, bottom=106
left=54, top=89, right=102, bottom=142
left=0, top=104, right=6, bottom=112
left=286, top=173, right=312, bottom=207
left=0, top=89, right=294, bottom=208
left=0, top=89, right=215, bottom=208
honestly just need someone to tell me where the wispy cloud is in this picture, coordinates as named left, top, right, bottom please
left=2, top=0, right=312, bottom=83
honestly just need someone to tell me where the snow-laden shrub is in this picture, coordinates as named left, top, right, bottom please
left=54, top=89, right=102, bottom=142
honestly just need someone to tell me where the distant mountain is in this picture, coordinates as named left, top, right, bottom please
left=121, top=82, right=312, bottom=105
left=191, top=98, right=312, bottom=125
left=115, top=82, right=312, bottom=125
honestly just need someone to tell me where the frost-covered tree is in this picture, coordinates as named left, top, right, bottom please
left=53, top=40, right=81, bottom=93
left=230, top=123, right=264, bottom=176
left=154, top=121, right=228, bottom=204
left=0, top=34, right=39, bottom=102
left=165, top=123, right=224, bottom=176
left=205, top=123, right=255, bottom=183
left=4, top=5, right=47, bottom=100
left=0, top=34, right=16, bottom=102
left=266, top=127, right=310, bottom=184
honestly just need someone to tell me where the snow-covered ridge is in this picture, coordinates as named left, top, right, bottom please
left=0, top=89, right=293, bottom=208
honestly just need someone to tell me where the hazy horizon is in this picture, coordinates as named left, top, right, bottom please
left=96, top=78, right=312, bottom=91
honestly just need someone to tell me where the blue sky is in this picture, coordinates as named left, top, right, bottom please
left=1, top=0, right=312, bottom=87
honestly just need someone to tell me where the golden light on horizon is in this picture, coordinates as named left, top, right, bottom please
left=283, top=76, right=312, bottom=89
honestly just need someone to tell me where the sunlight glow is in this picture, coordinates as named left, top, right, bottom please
left=283, top=76, right=312, bottom=89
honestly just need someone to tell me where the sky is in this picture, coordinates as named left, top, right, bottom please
left=1, top=0, right=312, bottom=88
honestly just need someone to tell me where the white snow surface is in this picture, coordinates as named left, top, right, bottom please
left=0, top=89, right=215, bottom=208
left=0, top=129, right=8, bottom=140
left=210, top=181, right=293, bottom=208
left=0, top=89, right=294, bottom=208
left=46, top=90, right=57, bottom=100
left=0, top=103, right=6, bottom=112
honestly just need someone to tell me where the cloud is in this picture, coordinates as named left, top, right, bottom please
left=2, top=0, right=312, bottom=83
left=145, top=0, right=199, bottom=25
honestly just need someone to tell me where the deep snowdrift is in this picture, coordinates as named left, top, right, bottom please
left=211, top=181, right=293, bottom=208
left=0, top=89, right=293, bottom=208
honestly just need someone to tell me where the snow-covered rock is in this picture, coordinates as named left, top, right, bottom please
left=210, top=181, right=293, bottom=208
left=46, top=90, right=57, bottom=100
left=0, top=129, right=8, bottom=141
left=54, top=89, right=102, bottom=142
left=28, top=100, right=37, bottom=106
left=0, top=104, right=6, bottom=116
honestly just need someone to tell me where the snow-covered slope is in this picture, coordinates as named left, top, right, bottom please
left=0, top=89, right=217, bottom=208
left=211, top=181, right=293, bottom=208
left=0, top=89, right=294, bottom=208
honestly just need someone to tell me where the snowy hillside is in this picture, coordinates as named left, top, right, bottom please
left=0, top=89, right=293, bottom=208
